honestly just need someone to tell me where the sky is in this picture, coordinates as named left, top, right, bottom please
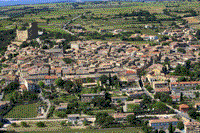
left=0, top=0, right=76, bottom=6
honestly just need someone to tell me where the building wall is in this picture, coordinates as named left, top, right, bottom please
left=150, top=121, right=178, bottom=130
left=16, top=30, right=28, bottom=42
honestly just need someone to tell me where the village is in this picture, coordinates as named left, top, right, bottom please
left=0, top=13, right=199, bottom=133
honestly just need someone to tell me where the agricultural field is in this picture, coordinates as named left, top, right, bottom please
left=4, top=103, right=39, bottom=118
left=7, top=120, right=144, bottom=133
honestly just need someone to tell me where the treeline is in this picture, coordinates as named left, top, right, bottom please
left=0, top=29, right=16, bottom=56
left=172, top=61, right=200, bottom=81
left=163, top=9, right=198, bottom=18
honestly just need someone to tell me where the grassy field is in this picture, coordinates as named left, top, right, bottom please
left=7, top=121, right=144, bottom=133
left=4, top=103, right=38, bottom=118
left=3, top=93, right=13, bottom=101
left=0, top=1, right=199, bottom=32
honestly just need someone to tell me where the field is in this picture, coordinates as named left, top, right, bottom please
left=4, top=103, right=38, bottom=118
left=7, top=121, right=144, bottom=133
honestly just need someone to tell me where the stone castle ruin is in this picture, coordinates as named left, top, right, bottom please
left=15, top=22, right=38, bottom=42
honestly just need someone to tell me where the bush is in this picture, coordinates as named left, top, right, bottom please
left=36, top=122, right=45, bottom=127
left=11, top=122, right=17, bottom=127
left=61, top=121, right=66, bottom=126
left=0, top=122, right=4, bottom=128
left=21, top=122, right=28, bottom=127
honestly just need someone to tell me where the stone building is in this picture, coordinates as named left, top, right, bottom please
left=16, top=22, right=38, bottom=42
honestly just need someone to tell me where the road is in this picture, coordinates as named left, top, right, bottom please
left=62, top=13, right=86, bottom=35
left=140, top=79, right=196, bottom=122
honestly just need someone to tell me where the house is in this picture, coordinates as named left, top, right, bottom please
left=81, top=91, right=105, bottom=103
left=184, top=121, right=200, bottom=133
left=44, top=75, right=58, bottom=86
left=82, top=82, right=98, bottom=88
left=67, top=114, right=95, bottom=125
left=179, top=104, right=189, bottom=113
left=149, top=118, right=179, bottom=130
left=126, top=91, right=145, bottom=98
left=171, top=95, right=180, bottom=102
left=170, top=81, right=200, bottom=91
left=55, top=103, right=68, bottom=111
left=152, top=81, right=168, bottom=89
left=24, top=79, right=37, bottom=91
left=141, top=34, right=158, bottom=41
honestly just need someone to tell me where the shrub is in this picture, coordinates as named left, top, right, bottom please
left=21, top=122, right=28, bottom=127
left=61, top=121, right=66, bottom=126
left=36, top=122, right=45, bottom=127
left=11, top=122, right=17, bottom=127
left=0, top=122, right=4, bottom=128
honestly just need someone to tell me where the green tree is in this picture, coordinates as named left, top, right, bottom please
left=95, top=112, right=109, bottom=127
left=126, top=114, right=137, bottom=125
left=4, top=82, right=20, bottom=94
left=38, top=81, right=45, bottom=88
left=54, top=78, right=65, bottom=88
left=177, top=121, right=184, bottom=130
left=99, top=75, right=108, bottom=85
left=20, top=122, right=28, bottom=127
left=36, top=122, right=45, bottom=127
left=60, top=121, right=66, bottom=126
left=168, top=122, right=175, bottom=133
left=196, top=30, right=200, bottom=39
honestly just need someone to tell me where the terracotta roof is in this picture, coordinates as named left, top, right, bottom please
left=171, top=95, right=180, bottom=99
left=154, top=87, right=170, bottom=92
left=126, top=70, right=136, bottom=75
left=179, top=104, right=189, bottom=109
left=171, top=81, right=200, bottom=85
left=44, top=75, right=58, bottom=80
left=184, top=121, right=200, bottom=126
left=149, top=118, right=179, bottom=124
left=111, top=113, right=135, bottom=119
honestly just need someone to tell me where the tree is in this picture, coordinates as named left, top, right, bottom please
left=153, top=102, right=167, bottom=112
left=196, top=30, right=200, bottom=39
left=0, top=122, right=4, bottom=128
left=61, top=121, right=66, bottom=126
left=11, top=122, right=17, bottom=127
left=126, top=114, right=137, bottom=125
left=168, top=122, right=175, bottom=133
left=177, top=48, right=186, bottom=54
left=159, top=130, right=166, bottom=133
left=20, top=122, right=28, bottom=127
left=194, top=92, right=200, bottom=98
left=38, top=81, right=45, bottom=88
left=4, top=82, right=20, bottom=94
left=72, top=3, right=79, bottom=9
left=36, top=122, right=45, bottom=127
left=54, top=78, right=65, bottom=88
left=95, top=112, right=110, bottom=127
left=177, top=121, right=184, bottom=130
left=64, top=80, right=75, bottom=92
left=99, top=75, right=108, bottom=85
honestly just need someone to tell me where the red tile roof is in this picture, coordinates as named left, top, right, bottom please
left=179, top=104, right=189, bottom=109
left=171, top=81, right=200, bottom=85
left=44, top=75, right=58, bottom=80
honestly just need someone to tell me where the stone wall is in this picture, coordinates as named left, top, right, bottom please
left=16, top=29, right=28, bottom=42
